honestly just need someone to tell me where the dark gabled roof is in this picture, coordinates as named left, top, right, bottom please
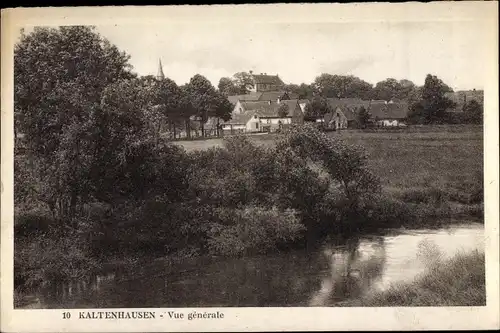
left=326, top=98, right=370, bottom=110
left=225, top=110, right=258, bottom=125
left=279, top=99, right=302, bottom=117
left=326, top=105, right=357, bottom=121
left=254, top=102, right=281, bottom=117
left=338, top=106, right=357, bottom=121
left=367, top=103, right=387, bottom=120
left=227, top=92, right=262, bottom=105
left=368, top=102, right=409, bottom=120
left=240, top=100, right=300, bottom=118
left=385, top=102, right=409, bottom=119
left=252, top=74, right=285, bottom=86
left=240, top=101, right=274, bottom=112
left=258, top=91, right=288, bottom=102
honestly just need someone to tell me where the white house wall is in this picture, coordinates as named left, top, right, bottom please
left=246, top=116, right=261, bottom=132
left=377, top=119, right=403, bottom=127
left=233, top=101, right=244, bottom=114
left=261, top=118, right=292, bottom=125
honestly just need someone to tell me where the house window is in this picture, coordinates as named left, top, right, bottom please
left=255, top=122, right=259, bottom=129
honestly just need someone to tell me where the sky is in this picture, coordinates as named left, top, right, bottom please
left=93, top=18, right=489, bottom=91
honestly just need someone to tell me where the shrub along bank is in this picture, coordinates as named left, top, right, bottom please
left=14, top=125, right=483, bottom=294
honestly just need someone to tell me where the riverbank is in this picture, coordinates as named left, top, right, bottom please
left=15, top=223, right=485, bottom=308
left=340, top=250, right=485, bottom=307
left=14, top=125, right=483, bottom=300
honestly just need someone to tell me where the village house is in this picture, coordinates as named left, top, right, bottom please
left=228, top=91, right=297, bottom=111
left=323, top=106, right=357, bottom=130
left=298, top=99, right=310, bottom=113
left=248, top=71, right=285, bottom=93
left=368, top=101, right=409, bottom=127
left=222, top=99, right=304, bottom=134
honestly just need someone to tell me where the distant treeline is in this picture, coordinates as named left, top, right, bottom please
left=219, top=72, right=483, bottom=126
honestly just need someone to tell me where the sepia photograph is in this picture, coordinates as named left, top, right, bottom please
left=1, top=3, right=499, bottom=332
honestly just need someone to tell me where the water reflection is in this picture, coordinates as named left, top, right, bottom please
left=27, top=223, right=483, bottom=308
left=309, top=237, right=386, bottom=306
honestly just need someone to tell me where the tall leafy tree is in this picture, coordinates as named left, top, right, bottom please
left=218, top=77, right=242, bottom=96
left=212, top=92, right=234, bottom=136
left=178, top=84, right=197, bottom=139
left=152, top=77, right=184, bottom=139
left=372, top=78, right=402, bottom=101
left=372, top=78, right=418, bottom=101
left=356, top=106, right=371, bottom=129
left=463, top=100, right=483, bottom=124
left=14, top=26, right=135, bottom=220
left=186, top=74, right=220, bottom=137
left=408, top=74, right=455, bottom=124
left=284, top=83, right=315, bottom=100
left=313, top=74, right=373, bottom=100
left=232, top=72, right=255, bottom=94
left=15, top=26, right=134, bottom=156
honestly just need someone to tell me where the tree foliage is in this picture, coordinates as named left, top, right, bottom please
left=284, top=83, right=315, bottom=100
left=232, top=72, right=255, bottom=94
left=408, top=74, right=456, bottom=124
left=304, top=96, right=333, bottom=118
left=218, top=77, right=241, bottom=96
left=278, top=103, right=290, bottom=118
left=15, top=26, right=136, bottom=221
left=14, top=26, right=134, bottom=157
left=356, top=106, right=371, bottom=129
left=313, top=74, right=373, bottom=100
left=462, top=100, right=483, bottom=124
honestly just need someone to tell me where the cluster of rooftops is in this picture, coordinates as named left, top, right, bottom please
left=224, top=91, right=410, bottom=126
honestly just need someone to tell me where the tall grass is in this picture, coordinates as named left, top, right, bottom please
left=344, top=250, right=485, bottom=306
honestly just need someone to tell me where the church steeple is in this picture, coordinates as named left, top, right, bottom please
left=156, top=58, right=165, bottom=80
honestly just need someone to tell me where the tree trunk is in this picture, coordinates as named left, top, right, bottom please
left=185, top=119, right=191, bottom=140
left=69, top=190, right=78, bottom=227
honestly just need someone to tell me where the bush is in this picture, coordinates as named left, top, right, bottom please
left=278, top=124, right=381, bottom=209
left=399, top=187, right=446, bottom=205
left=207, top=206, right=305, bottom=256
left=15, top=227, right=98, bottom=292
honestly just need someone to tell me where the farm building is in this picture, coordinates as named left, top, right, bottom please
left=321, top=106, right=358, bottom=130
left=248, top=72, right=285, bottom=93
left=222, top=100, right=304, bottom=133
left=369, top=101, right=409, bottom=127
left=298, top=99, right=310, bottom=113
left=228, top=91, right=296, bottom=108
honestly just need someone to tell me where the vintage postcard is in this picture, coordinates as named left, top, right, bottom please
left=1, top=3, right=499, bottom=332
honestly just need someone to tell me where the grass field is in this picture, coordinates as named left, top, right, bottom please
left=342, top=250, right=486, bottom=306
left=177, top=125, right=484, bottom=222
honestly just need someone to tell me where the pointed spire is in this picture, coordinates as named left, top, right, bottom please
left=156, top=58, right=165, bottom=80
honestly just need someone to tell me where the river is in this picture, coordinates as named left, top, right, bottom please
left=22, top=221, right=484, bottom=308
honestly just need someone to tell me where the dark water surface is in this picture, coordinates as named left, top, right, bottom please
left=24, top=222, right=484, bottom=308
